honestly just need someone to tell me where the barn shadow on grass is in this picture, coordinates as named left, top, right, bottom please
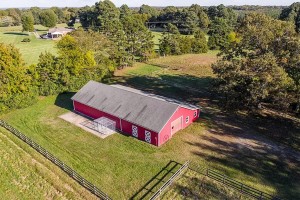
left=105, top=74, right=216, bottom=107
left=106, top=73, right=300, bottom=199
left=54, top=92, right=76, bottom=111
left=130, top=160, right=182, bottom=200
left=3, top=32, right=29, bottom=36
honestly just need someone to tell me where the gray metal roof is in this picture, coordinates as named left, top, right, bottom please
left=72, top=81, right=198, bottom=133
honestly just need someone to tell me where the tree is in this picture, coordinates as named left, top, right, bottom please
left=166, top=23, right=180, bottom=34
left=280, top=2, right=300, bottom=32
left=0, top=43, right=36, bottom=112
left=95, top=0, right=121, bottom=35
left=35, top=33, right=111, bottom=95
left=29, top=7, right=41, bottom=24
left=159, top=31, right=208, bottom=56
left=139, top=4, right=159, bottom=21
left=7, top=8, right=21, bottom=25
left=213, top=13, right=299, bottom=113
left=188, top=4, right=210, bottom=29
left=193, top=30, right=208, bottom=53
left=51, top=7, right=65, bottom=23
left=21, top=12, right=34, bottom=32
left=208, top=17, right=232, bottom=50
left=120, top=4, right=132, bottom=19
left=40, top=9, right=57, bottom=28
left=70, top=29, right=116, bottom=73
left=121, top=15, right=154, bottom=61
left=159, top=33, right=181, bottom=56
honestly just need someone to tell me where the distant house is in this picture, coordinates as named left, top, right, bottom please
left=72, top=81, right=200, bottom=146
left=47, top=27, right=74, bottom=39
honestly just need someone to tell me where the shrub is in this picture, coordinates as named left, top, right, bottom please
left=21, top=38, right=31, bottom=42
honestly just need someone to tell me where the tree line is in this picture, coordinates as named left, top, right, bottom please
left=0, top=7, right=78, bottom=28
left=1, top=1, right=300, bottom=115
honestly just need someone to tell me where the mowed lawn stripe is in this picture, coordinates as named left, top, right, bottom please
left=0, top=127, right=97, bottom=200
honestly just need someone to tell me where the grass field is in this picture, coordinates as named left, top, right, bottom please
left=1, top=53, right=299, bottom=199
left=0, top=127, right=97, bottom=200
left=152, top=31, right=162, bottom=51
left=0, top=32, right=56, bottom=65
left=0, top=23, right=80, bottom=65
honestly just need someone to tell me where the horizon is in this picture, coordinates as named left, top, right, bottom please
left=0, top=0, right=295, bottom=9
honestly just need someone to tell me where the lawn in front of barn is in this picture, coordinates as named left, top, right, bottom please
left=2, top=53, right=299, bottom=199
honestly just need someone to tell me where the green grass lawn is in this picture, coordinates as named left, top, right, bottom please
left=0, top=127, right=97, bottom=200
left=0, top=32, right=56, bottom=65
left=152, top=31, right=162, bottom=51
left=1, top=53, right=299, bottom=199
left=1, top=94, right=274, bottom=199
left=0, top=23, right=81, bottom=65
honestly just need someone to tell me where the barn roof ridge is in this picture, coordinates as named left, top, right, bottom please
left=72, top=81, right=190, bottom=133
left=111, top=84, right=198, bottom=110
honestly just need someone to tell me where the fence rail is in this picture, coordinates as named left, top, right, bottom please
left=149, top=161, right=189, bottom=200
left=189, top=164, right=281, bottom=200
left=0, top=120, right=111, bottom=200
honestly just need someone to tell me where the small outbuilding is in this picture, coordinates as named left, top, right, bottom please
left=71, top=81, right=200, bottom=146
left=47, top=27, right=74, bottom=39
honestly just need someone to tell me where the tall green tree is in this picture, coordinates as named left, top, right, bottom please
left=208, top=17, right=232, bottom=50
left=40, top=9, right=57, bottom=28
left=0, top=43, right=36, bottom=112
left=35, top=34, right=109, bottom=95
left=139, top=4, right=159, bottom=21
left=119, top=4, right=132, bottom=19
left=95, top=0, right=121, bottom=35
left=213, top=13, right=299, bottom=113
left=29, top=7, right=41, bottom=24
left=21, top=12, right=34, bottom=32
left=280, top=2, right=300, bottom=32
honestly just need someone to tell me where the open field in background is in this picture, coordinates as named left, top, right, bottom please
left=1, top=53, right=299, bottom=199
left=0, top=32, right=56, bottom=65
left=0, top=127, right=97, bottom=200
left=0, top=23, right=80, bottom=65
left=152, top=31, right=162, bottom=51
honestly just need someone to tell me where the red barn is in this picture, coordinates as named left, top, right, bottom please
left=71, top=81, right=200, bottom=146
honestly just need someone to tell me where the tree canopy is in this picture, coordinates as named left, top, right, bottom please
left=213, top=13, right=300, bottom=113
left=0, top=43, right=36, bottom=112
left=21, top=11, right=34, bottom=32
left=40, top=9, right=57, bottom=28
left=280, top=2, right=300, bottom=33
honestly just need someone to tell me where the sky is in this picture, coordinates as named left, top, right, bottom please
left=0, top=0, right=296, bottom=8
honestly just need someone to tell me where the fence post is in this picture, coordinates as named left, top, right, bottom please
left=241, top=184, right=243, bottom=193
left=223, top=174, right=225, bottom=184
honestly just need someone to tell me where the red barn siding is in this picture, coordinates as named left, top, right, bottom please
left=121, top=120, right=159, bottom=146
left=74, top=101, right=122, bottom=129
left=73, top=101, right=159, bottom=146
left=158, top=107, right=200, bottom=146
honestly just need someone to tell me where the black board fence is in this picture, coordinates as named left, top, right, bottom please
left=0, top=120, right=111, bottom=200
left=149, top=161, right=189, bottom=200
left=189, top=163, right=281, bottom=200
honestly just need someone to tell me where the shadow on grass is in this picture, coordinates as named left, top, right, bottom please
left=54, top=92, right=76, bottom=111
left=105, top=74, right=215, bottom=106
left=3, top=32, right=29, bottom=36
left=130, top=161, right=182, bottom=200
left=106, top=72, right=300, bottom=199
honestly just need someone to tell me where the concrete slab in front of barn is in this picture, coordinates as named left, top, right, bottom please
left=59, top=112, right=115, bottom=139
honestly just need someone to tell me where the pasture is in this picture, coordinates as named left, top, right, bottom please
left=1, top=53, right=299, bottom=199
left=0, top=23, right=80, bottom=65
left=0, top=127, right=96, bottom=200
